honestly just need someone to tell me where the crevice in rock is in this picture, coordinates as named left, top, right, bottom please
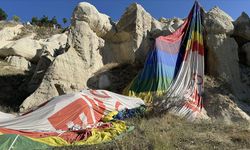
left=54, top=84, right=66, bottom=95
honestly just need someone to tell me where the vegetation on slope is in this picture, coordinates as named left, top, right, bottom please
left=56, top=113, right=250, bottom=150
left=12, top=25, right=64, bottom=40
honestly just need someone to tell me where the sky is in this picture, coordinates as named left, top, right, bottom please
left=0, top=0, right=249, bottom=27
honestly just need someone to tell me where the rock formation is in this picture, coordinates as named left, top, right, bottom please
left=204, top=7, right=250, bottom=100
left=204, top=7, right=234, bottom=34
left=0, top=24, right=23, bottom=49
left=0, top=36, right=43, bottom=62
left=72, top=2, right=112, bottom=37
left=241, top=43, right=250, bottom=66
left=20, top=2, right=109, bottom=111
left=204, top=76, right=250, bottom=124
left=0, top=2, right=249, bottom=123
left=5, top=56, right=32, bottom=71
left=102, top=3, right=180, bottom=64
left=234, top=12, right=250, bottom=41
left=102, top=3, right=157, bottom=64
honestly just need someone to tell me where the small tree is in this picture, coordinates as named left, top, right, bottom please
left=40, top=15, right=49, bottom=26
left=0, top=8, right=7, bottom=21
left=31, top=17, right=39, bottom=25
left=63, top=18, right=67, bottom=24
left=50, top=16, right=57, bottom=26
left=12, top=15, right=20, bottom=22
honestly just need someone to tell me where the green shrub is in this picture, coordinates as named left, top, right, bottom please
left=0, top=8, right=7, bottom=21
left=12, top=15, right=20, bottom=22
left=31, top=15, right=61, bottom=28
left=63, top=18, right=68, bottom=24
left=31, top=17, right=39, bottom=25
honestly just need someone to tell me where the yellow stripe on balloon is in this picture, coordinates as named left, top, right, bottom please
left=28, top=136, right=70, bottom=147
left=26, top=121, right=127, bottom=147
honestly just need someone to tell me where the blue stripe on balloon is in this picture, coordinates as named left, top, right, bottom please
left=145, top=48, right=180, bottom=66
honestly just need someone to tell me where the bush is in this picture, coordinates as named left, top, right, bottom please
left=50, top=16, right=57, bottom=25
left=31, top=17, right=39, bottom=25
left=12, top=15, right=20, bottom=22
left=0, top=8, right=7, bottom=21
left=12, top=25, right=64, bottom=40
left=40, top=15, right=49, bottom=26
left=63, top=18, right=67, bottom=24
left=31, top=15, right=61, bottom=28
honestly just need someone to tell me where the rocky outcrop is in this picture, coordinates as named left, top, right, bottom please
left=204, top=76, right=250, bottom=124
left=206, top=34, right=250, bottom=99
left=17, top=4, right=181, bottom=110
left=234, top=12, right=250, bottom=41
left=241, top=64, right=250, bottom=88
left=0, top=24, right=23, bottom=49
left=0, top=33, right=67, bottom=63
left=21, top=0, right=169, bottom=109
left=204, top=7, right=234, bottom=34
left=205, top=7, right=250, bottom=100
left=206, top=34, right=239, bottom=77
left=241, top=43, right=250, bottom=66
left=159, top=17, right=184, bottom=31
left=20, top=2, right=107, bottom=111
left=0, top=36, right=43, bottom=62
left=26, top=53, right=54, bottom=93
left=72, top=2, right=112, bottom=37
left=87, top=63, right=141, bottom=93
left=20, top=47, right=92, bottom=111
left=0, top=2, right=245, bottom=123
left=5, top=56, right=32, bottom=71
left=39, top=33, right=68, bottom=56
left=102, top=3, right=164, bottom=64
left=0, top=27, right=68, bottom=109
left=69, top=21, right=104, bottom=70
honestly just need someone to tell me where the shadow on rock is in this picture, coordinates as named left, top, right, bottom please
left=87, top=63, right=142, bottom=94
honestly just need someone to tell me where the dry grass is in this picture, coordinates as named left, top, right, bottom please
left=56, top=113, right=250, bottom=150
left=0, top=21, right=19, bottom=31
left=0, top=21, right=63, bottom=40
left=12, top=25, right=63, bottom=40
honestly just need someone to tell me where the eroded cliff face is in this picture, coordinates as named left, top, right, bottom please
left=0, top=2, right=249, bottom=122
left=19, top=2, right=182, bottom=111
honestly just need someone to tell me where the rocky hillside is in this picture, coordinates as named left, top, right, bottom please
left=0, top=2, right=250, bottom=124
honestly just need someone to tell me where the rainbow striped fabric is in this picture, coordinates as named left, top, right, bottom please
left=124, top=2, right=206, bottom=119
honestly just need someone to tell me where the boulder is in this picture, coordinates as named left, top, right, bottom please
left=0, top=36, right=43, bottom=62
left=26, top=52, right=54, bottom=93
left=0, top=24, right=23, bottom=49
left=87, top=63, right=140, bottom=93
left=20, top=47, right=93, bottom=111
left=39, top=33, right=68, bottom=56
left=72, top=2, right=112, bottom=37
left=206, top=33, right=250, bottom=99
left=234, top=12, right=250, bottom=41
left=20, top=3, right=105, bottom=111
left=69, top=21, right=104, bottom=70
left=26, top=33, right=68, bottom=93
left=241, top=64, right=250, bottom=87
left=204, top=7, right=234, bottom=34
left=151, top=17, right=181, bottom=38
left=170, top=18, right=184, bottom=31
left=204, top=76, right=250, bottom=124
left=102, top=3, right=162, bottom=64
left=241, top=43, right=250, bottom=66
left=5, top=56, right=32, bottom=71
left=98, top=74, right=111, bottom=89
